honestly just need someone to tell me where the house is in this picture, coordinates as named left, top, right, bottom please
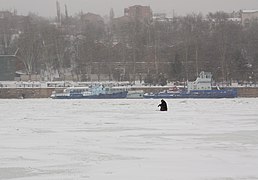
left=80, top=12, right=104, bottom=26
left=0, top=11, right=13, bottom=19
left=241, top=10, right=258, bottom=27
left=0, top=55, right=17, bottom=81
left=79, top=12, right=105, bottom=35
left=124, top=5, right=153, bottom=22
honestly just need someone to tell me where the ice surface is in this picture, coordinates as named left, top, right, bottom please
left=0, top=98, right=258, bottom=180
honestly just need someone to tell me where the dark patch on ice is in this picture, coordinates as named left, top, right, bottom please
left=112, top=103, right=130, bottom=106
left=68, top=127, right=157, bottom=133
left=204, top=130, right=258, bottom=146
left=1, top=156, right=38, bottom=162
left=0, top=167, right=34, bottom=179
left=0, top=167, right=67, bottom=179
left=104, top=122, right=117, bottom=125
left=179, top=100, right=188, bottom=104
left=84, top=151, right=142, bottom=162
left=31, top=129, right=56, bottom=134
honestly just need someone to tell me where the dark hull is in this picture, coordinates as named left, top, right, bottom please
left=52, top=91, right=128, bottom=99
left=143, top=89, right=238, bottom=99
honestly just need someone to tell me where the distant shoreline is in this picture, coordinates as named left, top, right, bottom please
left=0, top=86, right=258, bottom=98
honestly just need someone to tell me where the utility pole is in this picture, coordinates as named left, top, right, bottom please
left=65, top=4, right=69, bottom=23
left=56, top=1, right=61, bottom=25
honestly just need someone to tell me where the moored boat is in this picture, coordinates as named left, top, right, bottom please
left=126, top=90, right=144, bottom=99
left=143, top=71, right=237, bottom=99
left=51, top=84, right=128, bottom=99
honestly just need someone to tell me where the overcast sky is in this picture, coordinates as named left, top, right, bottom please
left=1, top=0, right=258, bottom=17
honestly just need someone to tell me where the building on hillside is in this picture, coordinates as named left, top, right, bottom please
left=227, top=17, right=241, bottom=23
left=112, top=5, right=153, bottom=41
left=241, top=10, right=258, bottom=27
left=0, top=11, right=13, bottom=19
left=79, top=12, right=105, bottom=34
left=80, top=12, right=104, bottom=25
left=153, top=13, right=174, bottom=22
left=0, top=55, right=17, bottom=81
left=153, top=13, right=167, bottom=22
left=112, top=15, right=132, bottom=41
left=124, top=5, right=152, bottom=22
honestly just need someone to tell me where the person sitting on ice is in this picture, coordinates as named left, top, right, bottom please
left=158, top=99, right=168, bottom=111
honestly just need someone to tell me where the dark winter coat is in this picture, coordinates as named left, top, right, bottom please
left=158, top=99, right=168, bottom=111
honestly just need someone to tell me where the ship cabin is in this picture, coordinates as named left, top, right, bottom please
left=187, top=71, right=212, bottom=92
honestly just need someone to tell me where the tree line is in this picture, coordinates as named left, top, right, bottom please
left=1, top=10, right=258, bottom=85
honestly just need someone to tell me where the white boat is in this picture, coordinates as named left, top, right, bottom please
left=144, top=71, right=238, bottom=98
left=126, top=90, right=144, bottom=99
left=51, top=85, right=128, bottom=99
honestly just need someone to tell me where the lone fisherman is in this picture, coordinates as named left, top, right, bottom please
left=158, top=99, right=168, bottom=111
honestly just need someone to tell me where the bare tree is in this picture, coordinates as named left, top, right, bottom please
left=17, top=16, right=42, bottom=78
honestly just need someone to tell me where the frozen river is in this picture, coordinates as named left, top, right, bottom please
left=0, top=98, right=258, bottom=180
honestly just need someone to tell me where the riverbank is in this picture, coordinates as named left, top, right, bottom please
left=0, top=86, right=258, bottom=98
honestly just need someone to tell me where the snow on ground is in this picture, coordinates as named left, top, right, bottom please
left=0, top=98, right=258, bottom=180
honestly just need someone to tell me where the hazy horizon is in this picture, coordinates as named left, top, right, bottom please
left=1, top=0, right=258, bottom=18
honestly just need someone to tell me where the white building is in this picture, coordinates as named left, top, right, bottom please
left=241, top=10, right=258, bottom=26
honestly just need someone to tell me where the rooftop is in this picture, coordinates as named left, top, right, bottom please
left=242, top=10, right=258, bottom=13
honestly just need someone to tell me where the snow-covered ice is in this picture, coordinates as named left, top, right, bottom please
left=0, top=98, right=258, bottom=180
